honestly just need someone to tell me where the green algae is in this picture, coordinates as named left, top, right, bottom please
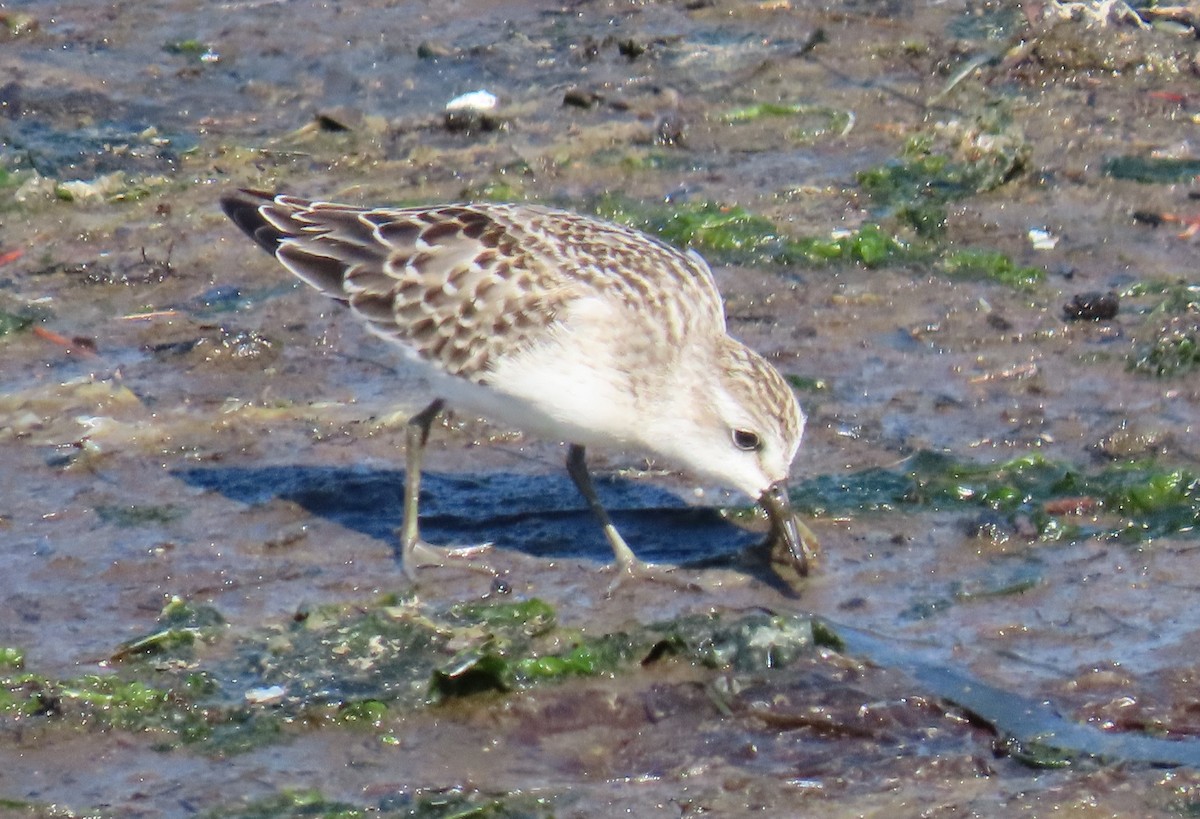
left=512, top=637, right=633, bottom=680
left=856, top=114, right=1028, bottom=239
left=720, top=102, right=853, bottom=143
left=112, top=596, right=227, bottom=662
left=785, top=375, right=829, bottom=392
left=0, top=647, right=23, bottom=670
left=95, top=503, right=187, bottom=527
left=48, top=171, right=175, bottom=205
left=0, top=670, right=213, bottom=745
left=790, top=450, right=1199, bottom=544
left=594, top=196, right=786, bottom=261
left=163, top=38, right=208, bottom=57
left=1121, top=279, right=1200, bottom=315
left=1103, top=156, right=1200, bottom=184
left=900, top=562, right=1044, bottom=621
left=682, top=612, right=814, bottom=671
left=162, top=38, right=218, bottom=66
left=940, top=248, right=1045, bottom=289
left=590, top=194, right=1042, bottom=287
left=428, top=605, right=808, bottom=699
left=721, top=102, right=815, bottom=123
left=1129, top=322, right=1200, bottom=377
left=794, top=223, right=905, bottom=267
left=1, top=599, right=822, bottom=755
left=1, top=599, right=231, bottom=745
left=994, top=735, right=1079, bottom=770
left=857, top=153, right=976, bottom=225
left=610, top=149, right=702, bottom=173
left=592, top=195, right=909, bottom=268
left=207, top=788, right=556, bottom=819
left=0, top=307, right=38, bottom=338
left=462, top=179, right=525, bottom=202
left=209, top=790, right=365, bottom=819
left=459, top=161, right=534, bottom=202
left=445, top=598, right=555, bottom=636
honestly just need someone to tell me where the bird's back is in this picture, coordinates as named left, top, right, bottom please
left=220, top=192, right=727, bottom=382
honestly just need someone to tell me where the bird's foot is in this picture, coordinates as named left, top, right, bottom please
left=602, top=557, right=704, bottom=595
left=403, top=538, right=496, bottom=582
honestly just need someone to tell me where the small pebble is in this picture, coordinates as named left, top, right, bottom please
left=416, top=40, right=455, bottom=59
left=563, top=88, right=602, bottom=109
left=654, top=112, right=686, bottom=146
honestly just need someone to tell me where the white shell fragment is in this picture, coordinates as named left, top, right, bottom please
left=1028, top=227, right=1059, bottom=251
left=445, top=90, right=498, bottom=112
left=244, top=685, right=287, bottom=705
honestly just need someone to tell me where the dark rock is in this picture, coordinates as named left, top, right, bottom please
left=654, top=112, right=686, bottom=146
left=563, top=88, right=602, bottom=109
left=617, top=39, right=646, bottom=60
left=1063, top=291, right=1118, bottom=321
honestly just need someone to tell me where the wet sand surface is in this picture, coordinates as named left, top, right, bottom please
left=2, top=0, right=1200, bottom=815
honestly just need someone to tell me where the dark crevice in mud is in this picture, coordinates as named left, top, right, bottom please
left=833, top=621, right=1200, bottom=769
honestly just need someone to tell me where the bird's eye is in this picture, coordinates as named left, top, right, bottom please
left=732, top=429, right=762, bottom=452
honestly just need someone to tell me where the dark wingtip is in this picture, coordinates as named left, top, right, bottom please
left=220, top=188, right=286, bottom=254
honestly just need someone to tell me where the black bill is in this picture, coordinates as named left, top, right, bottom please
left=758, top=480, right=817, bottom=576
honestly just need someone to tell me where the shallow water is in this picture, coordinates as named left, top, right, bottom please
left=3, top=0, right=1200, bottom=815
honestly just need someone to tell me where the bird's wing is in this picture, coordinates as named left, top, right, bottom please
left=221, top=192, right=726, bottom=380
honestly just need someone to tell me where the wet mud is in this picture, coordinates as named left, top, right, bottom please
left=3, top=0, right=1200, bottom=816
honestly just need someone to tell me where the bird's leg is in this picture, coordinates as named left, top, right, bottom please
left=401, top=398, right=493, bottom=580
left=566, top=444, right=638, bottom=569
left=400, top=398, right=442, bottom=559
left=566, top=445, right=698, bottom=591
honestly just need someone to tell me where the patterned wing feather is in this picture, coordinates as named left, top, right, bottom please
left=221, top=192, right=566, bottom=379
left=486, top=204, right=727, bottom=339
left=220, top=191, right=728, bottom=381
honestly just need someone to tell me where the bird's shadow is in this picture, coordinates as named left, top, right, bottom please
left=174, top=464, right=765, bottom=567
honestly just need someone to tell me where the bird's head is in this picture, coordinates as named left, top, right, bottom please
left=645, top=338, right=810, bottom=571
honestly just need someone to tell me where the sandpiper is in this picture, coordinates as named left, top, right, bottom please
left=220, top=190, right=811, bottom=580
